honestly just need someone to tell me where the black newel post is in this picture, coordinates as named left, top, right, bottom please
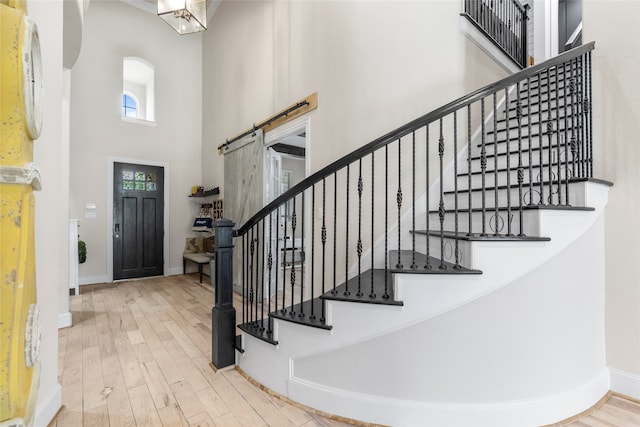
left=212, top=218, right=236, bottom=369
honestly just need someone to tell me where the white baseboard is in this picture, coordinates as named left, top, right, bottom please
left=166, top=267, right=183, bottom=276
left=33, top=382, right=61, bottom=427
left=58, top=312, right=72, bottom=329
left=609, top=367, right=640, bottom=400
left=78, top=275, right=108, bottom=286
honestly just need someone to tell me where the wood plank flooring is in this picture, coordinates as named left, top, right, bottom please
left=54, top=273, right=640, bottom=426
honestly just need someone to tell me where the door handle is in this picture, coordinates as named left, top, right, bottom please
left=114, top=223, right=120, bottom=238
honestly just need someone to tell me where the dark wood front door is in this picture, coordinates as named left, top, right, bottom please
left=113, top=162, right=164, bottom=280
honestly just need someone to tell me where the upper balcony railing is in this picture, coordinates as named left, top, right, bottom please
left=462, top=0, right=529, bottom=68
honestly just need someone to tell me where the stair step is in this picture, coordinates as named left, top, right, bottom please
left=388, top=249, right=481, bottom=274
left=412, top=229, right=551, bottom=242
left=270, top=298, right=331, bottom=330
left=238, top=318, right=278, bottom=345
left=321, top=269, right=403, bottom=306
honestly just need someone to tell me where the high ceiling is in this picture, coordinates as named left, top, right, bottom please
left=120, top=0, right=221, bottom=24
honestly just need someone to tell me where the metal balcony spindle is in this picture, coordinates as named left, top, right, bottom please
left=546, top=68, right=554, bottom=205
left=538, top=71, right=545, bottom=205
left=275, top=205, right=280, bottom=315
left=504, top=87, right=513, bottom=235
left=321, top=179, right=327, bottom=322
left=249, top=227, right=255, bottom=326
left=290, top=196, right=297, bottom=313
left=516, top=82, right=525, bottom=236
left=570, top=58, right=578, bottom=179
left=254, top=225, right=260, bottom=327
left=467, top=106, right=473, bottom=237
left=527, top=77, right=534, bottom=205
left=396, top=139, right=403, bottom=269
left=357, top=159, right=363, bottom=296
left=425, top=124, right=432, bottom=268
left=480, top=99, right=487, bottom=236
left=345, top=165, right=351, bottom=296
left=384, top=145, right=390, bottom=299
left=438, top=118, right=446, bottom=270
left=453, top=111, right=461, bottom=269
left=310, top=185, right=316, bottom=320
left=554, top=62, right=563, bottom=205
left=299, top=193, right=305, bottom=317
left=370, top=152, right=376, bottom=298
left=493, top=93, right=499, bottom=235
left=411, top=132, right=417, bottom=269
left=332, top=172, right=337, bottom=295
left=579, top=55, right=587, bottom=178
left=242, top=234, right=246, bottom=325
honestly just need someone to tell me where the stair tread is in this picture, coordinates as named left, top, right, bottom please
left=388, top=250, right=481, bottom=274
left=270, top=298, right=332, bottom=330
left=238, top=319, right=278, bottom=345
left=412, top=230, right=551, bottom=242
left=321, top=269, right=403, bottom=306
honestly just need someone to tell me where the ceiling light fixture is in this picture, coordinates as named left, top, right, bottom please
left=157, top=0, right=206, bottom=35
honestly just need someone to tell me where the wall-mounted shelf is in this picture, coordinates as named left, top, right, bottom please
left=189, top=186, right=220, bottom=198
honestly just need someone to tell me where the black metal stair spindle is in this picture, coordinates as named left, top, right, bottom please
left=260, top=220, right=265, bottom=330
left=492, top=93, right=499, bottom=236
left=370, top=152, right=376, bottom=298
left=587, top=51, right=593, bottom=177
left=345, top=165, right=351, bottom=296
left=411, top=132, right=417, bottom=269
left=310, top=185, right=316, bottom=320
left=467, top=106, right=473, bottom=237
left=453, top=111, right=461, bottom=269
left=332, top=172, right=337, bottom=295
left=249, top=227, right=255, bottom=326
left=527, top=77, right=534, bottom=205
left=254, top=224, right=260, bottom=328
left=562, top=61, right=571, bottom=204
left=578, top=55, right=586, bottom=178
left=538, top=71, right=545, bottom=205
left=425, top=124, right=432, bottom=268
left=281, top=202, right=288, bottom=313
left=299, top=192, right=305, bottom=317
left=396, top=139, right=403, bottom=269
left=504, top=87, right=513, bottom=236
left=516, top=81, right=525, bottom=236
left=267, top=213, right=273, bottom=333
left=357, top=159, right=363, bottom=296
left=290, top=196, right=296, bottom=314
left=384, top=145, right=390, bottom=298
left=275, top=205, right=280, bottom=315
left=321, top=179, right=327, bottom=321
left=547, top=68, right=554, bottom=205
left=480, top=99, right=487, bottom=236
left=242, top=234, right=246, bottom=325
left=438, top=118, right=447, bottom=270
left=554, top=61, right=563, bottom=206
left=570, top=57, right=578, bottom=181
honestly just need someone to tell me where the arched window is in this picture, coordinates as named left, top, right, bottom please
left=122, top=57, right=155, bottom=122
left=122, top=93, right=138, bottom=118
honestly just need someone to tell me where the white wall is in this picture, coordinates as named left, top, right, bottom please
left=202, top=0, right=508, bottom=198
left=70, top=0, right=204, bottom=282
left=28, top=0, right=66, bottom=423
left=583, top=0, right=640, bottom=395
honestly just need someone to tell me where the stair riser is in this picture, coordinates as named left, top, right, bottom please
left=411, top=237, right=474, bottom=269
left=427, top=210, right=540, bottom=236
left=442, top=184, right=584, bottom=209
left=456, top=167, right=573, bottom=189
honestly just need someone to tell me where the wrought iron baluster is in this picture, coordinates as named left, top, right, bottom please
left=453, top=111, right=461, bottom=269
left=492, top=93, right=499, bottom=236
left=275, top=205, right=280, bottom=315
left=467, top=105, right=473, bottom=237
left=516, top=81, right=525, bottom=236
left=267, top=213, right=273, bottom=333
left=254, top=224, right=260, bottom=328
left=579, top=55, right=586, bottom=178
left=321, top=179, right=327, bottom=322
left=480, top=98, right=487, bottom=236
left=555, top=62, right=563, bottom=206
left=547, top=68, right=554, bottom=205
left=563, top=61, right=570, bottom=205
left=249, top=227, right=255, bottom=326
left=438, top=118, right=447, bottom=270
left=384, top=145, right=390, bottom=299
left=505, top=87, right=513, bottom=235
left=332, top=171, right=337, bottom=295
left=310, top=185, right=316, bottom=320
left=345, top=165, right=351, bottom=296
left=259, top=221, right=265, bottom=330
left=242, top=234, right=246, bottom=325
left=570, top=57, right=578, bottom=180
left=411, top=132, right=417, bottom=269
left=282, top=201, right=288, bottom=312
left=370, top=152, right=376, bottom=298
left=425, top=124, right=432, bottom=269
left=290, top=196, right=297, bottom=313
left=357, top=159, right=363, bottom=296
left=538, top=71, right=545, bottom=205
left=299, top=192, right=305, bottom=317
left=396, top=139, right=403, bottom=269
left=527, top=77, right=533, bottom=205
left=587, top=51, right=593, bottom=177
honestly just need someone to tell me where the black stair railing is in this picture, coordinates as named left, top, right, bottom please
left=212, top=42, right=595, bottom=361
left=462, top=0, right=530, bottom=69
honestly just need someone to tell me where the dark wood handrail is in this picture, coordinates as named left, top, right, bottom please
left=234, top=42, right=595, bottom=236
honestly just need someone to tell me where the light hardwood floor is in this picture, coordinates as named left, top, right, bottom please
left=54, top=274, right=640, bottom=426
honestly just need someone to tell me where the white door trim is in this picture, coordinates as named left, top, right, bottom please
left=107, top=157, right=170, bottom=283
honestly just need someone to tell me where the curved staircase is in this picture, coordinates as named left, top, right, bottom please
left=215, top=42, right=611, bottom=426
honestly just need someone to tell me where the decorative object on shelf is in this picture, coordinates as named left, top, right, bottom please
left=78, top=240, right=87, bottom=264
left=192, top=203, right=213, bottom=231
left=157, top=0, right=206, bottom=35
left=189, top=186, right=219, bottom=197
